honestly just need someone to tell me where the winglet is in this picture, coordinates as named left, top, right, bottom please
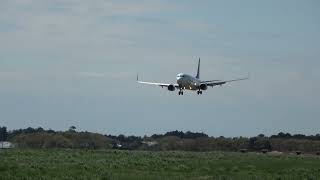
left=136, top=73, right=139, bottom=81
left=196, top=58, right=200, bottom=79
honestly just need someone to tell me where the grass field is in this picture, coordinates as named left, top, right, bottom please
left=1, top=149, right=320, bottom=180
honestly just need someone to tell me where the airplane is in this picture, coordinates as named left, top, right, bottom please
left=137, top=58, right=248, bottom=95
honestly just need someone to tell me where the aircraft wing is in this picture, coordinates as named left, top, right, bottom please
left=136, top=74, right=179, bottom=88
left=137, top=80, right=179, bottom=88
left=201, top=80, right=221, bottom=83
left=204, top=77, right=249, bottom=87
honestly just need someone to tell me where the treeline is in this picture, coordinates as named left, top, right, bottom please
left=1, top=126, right=320, bottom=153
left=1, top=126, right=112, bottom=149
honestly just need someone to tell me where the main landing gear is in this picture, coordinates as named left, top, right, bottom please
left=178, top=88, right=184, bottom=95
left=197, top=90, right=202, bottom=95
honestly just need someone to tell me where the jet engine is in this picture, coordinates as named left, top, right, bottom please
left=167, top=84, right=176, bottom=91
left=200, top=83, right=208, bottom=90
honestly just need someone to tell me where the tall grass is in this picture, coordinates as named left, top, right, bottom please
left=1, top=149, right=320, bottom=179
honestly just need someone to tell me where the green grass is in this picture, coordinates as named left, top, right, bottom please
left=1, top=149, right=320, bottom=179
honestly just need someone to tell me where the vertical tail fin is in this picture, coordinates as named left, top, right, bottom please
left=196, top=58, right=200, bottom=79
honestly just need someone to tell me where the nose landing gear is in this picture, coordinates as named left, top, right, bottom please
left=178, top=88, right=184, bottom=95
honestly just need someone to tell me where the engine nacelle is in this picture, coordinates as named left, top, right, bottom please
left=167, top=84, right=176, bottom=91
left=200, top=83, right=208, bottom=90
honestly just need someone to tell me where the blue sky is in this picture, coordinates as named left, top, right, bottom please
left=0, top=0, right=319, bottom=137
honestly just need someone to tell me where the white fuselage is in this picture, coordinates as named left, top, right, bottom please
left=176, top=73, right=201, bottom=90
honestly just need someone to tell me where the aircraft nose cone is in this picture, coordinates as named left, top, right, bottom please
left=177, top=78, right=183, bottom=85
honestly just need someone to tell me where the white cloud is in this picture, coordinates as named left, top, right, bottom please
left=0, top=0, right=176, bottom=54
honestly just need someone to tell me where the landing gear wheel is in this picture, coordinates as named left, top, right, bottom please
left=178, top=91, right=184, bottom=95
left=197, top=90, right=202, bottom=95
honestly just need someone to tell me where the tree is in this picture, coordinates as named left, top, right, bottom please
left=248, top=137, right=258, bottom=150
left=0, top=126, right=8, bottom=141
left=117, top=134, right=126, bottom=142
left=276, top=132, right=291, bottom=138
left=69, top=126, right=76, bottom=132
left=248, top=137, right=271, bottom=151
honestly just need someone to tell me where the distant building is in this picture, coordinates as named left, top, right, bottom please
left=116, top=144, right=122, bottom=148
left=142, top=141, right=158, bottom=147
left=112, top=143, right=123, bottom=149
left=0, top=141, right=15, bottom=149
